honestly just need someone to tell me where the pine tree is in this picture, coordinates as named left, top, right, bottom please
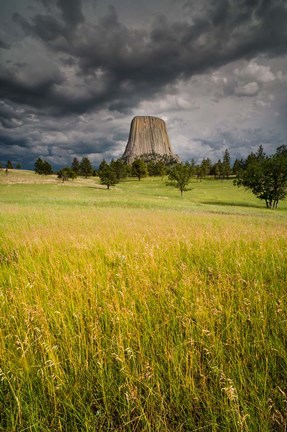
left=6, top=160, right=13, bottom=169
left=197, top=158, right=212, bottom=180
left=34, top=158, right=43, bottom=174
left=99, top=165, right=119, bottom=189
left=232, top=158, right=243, bottom=176
left=110, top=159, right=128, bottom=181
left=222, top=149, right=231, bottom=179
left=71, top=157, right=80, bottom=174
left=212, top=159, right=223, bottom=179
left=131, top=159, right=148, bottom=181
left=79, top=157, right=93, bottom=178
left=42, top=160, right=53, bottom=175
left=34, top=158, right=53, bottom=175
left=98, top=159, right=108, bottom=174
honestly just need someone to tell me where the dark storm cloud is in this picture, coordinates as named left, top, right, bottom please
left=0, top=69, right=64, bottom=115
left=0, top=132, right=31, bottom=167
left=56, top=0, right=84, bottom=27
left=0, top=133, right=29, bottom=148
left=13, top=12, right=68, bottom=43
left=1, top=0, right=287, bottom=168
left=0, top=38, right=10, bottom=49
left=70, top=139, right=115, bottom=155
left=1, top=0, right=286, bottom=118
left=37, top=0, right=84, bottom=27
left=0, top=104, right=23, bottom=129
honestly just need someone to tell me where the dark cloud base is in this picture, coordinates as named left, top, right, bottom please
left=0, top=0, right=287, bottom=167
left=2, top=0, right=287, bottom=115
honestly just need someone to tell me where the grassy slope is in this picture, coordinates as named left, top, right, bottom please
left=0, top=170, right=287, bottom=431
left=1, top=169, right=287, bottom=213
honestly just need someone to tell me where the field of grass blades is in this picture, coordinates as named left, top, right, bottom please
left=0, top=173, right=287, bottom=431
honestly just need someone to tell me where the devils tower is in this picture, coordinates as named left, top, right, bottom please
left=121, top=116, right=177, bottom=163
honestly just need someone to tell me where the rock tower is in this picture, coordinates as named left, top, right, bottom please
left=121, top=116, right=176, bottom=163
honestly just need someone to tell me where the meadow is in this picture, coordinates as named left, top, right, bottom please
left=0, top=169, right=287, bottom=431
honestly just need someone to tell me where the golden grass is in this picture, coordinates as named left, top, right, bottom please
left=0, top=174, right=287, bottom=431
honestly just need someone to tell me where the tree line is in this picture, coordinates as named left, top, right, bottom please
left=6, top=145, right=286, bottom=209
left=0, top=160, right=22, bottom=171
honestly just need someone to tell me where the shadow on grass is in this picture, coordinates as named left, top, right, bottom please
left=88, top=185, right=114, bottom=190
left=201, top=200, right=264, bottom=209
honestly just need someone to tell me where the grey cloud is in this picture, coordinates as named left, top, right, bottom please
left=13, top=12, right=69, bottom=46
left=0, top=69, right=64, bottom=114
left=0, top=100, right=126, bottom=168
left=0, top=38, right=10, bottom=49
left=6, top=0, right=287, bottom=117
left=0, top=102, right=23, bottom=124
left=56, top=0, right=84, bottom=27
left=0, top=132, right=30, bottom=165
left=37, top=0, right=84, bottom=27
left=1, top=0, right=287, bottom=167
left=234, top=61, right=276, bottom=84
left=235, top=81, right=260, bottom=96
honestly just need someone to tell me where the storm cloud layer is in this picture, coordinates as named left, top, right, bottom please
left=1, top=0, right=287, bottom=168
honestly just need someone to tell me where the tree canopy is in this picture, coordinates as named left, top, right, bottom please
left=98, top=164, right=119, bottom=189
left=168, top=163, right=194, bottom=196
left=6, top=160, right=14, bottom=169
left=131, top=159, right=148, bottom=181
left=79, top=157, right=93, bottom=178
left=34, top=158, right=53, bottom=175
left=110, top=159, right=129, bottom=181
left=234, top=145, right=287, bottom=209
left=71, top=157, right=80, bottom=174
left=57, top=167, right=77, bottom=182
left=222, top=149, right=232, bottom=179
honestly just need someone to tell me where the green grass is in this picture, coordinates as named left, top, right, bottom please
left=0, top=170, right=287, bottom=431
left=1, top=169, right=287, bottom=214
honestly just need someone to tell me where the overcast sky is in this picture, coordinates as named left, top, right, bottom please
left=1, top=0, right=287, bottom=169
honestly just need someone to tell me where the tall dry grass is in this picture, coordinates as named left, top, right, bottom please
left=1, top=205, right=286, bottom=431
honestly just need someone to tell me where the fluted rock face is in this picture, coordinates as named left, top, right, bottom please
left=122, top=116, right=176, bottom=163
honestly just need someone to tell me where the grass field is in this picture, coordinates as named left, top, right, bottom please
left=0, top=169, right=287, bottom=431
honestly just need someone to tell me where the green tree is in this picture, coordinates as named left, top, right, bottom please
left=58, top=167, right=77, bottom=182
left=168, top=163, right=193, bottom=197
left=71, top=157, right=80, bottom=174
left=16, top=163, right=21, bottom=169
left=98, top=159, right=108, bottom=174
left=110, top=159, right=128, bottom=181
left=148, top=160, right=166, bottom=177
left=157, top=161, right=167, bottom=178
left=6, top=160, right=13, bottom=169
left=42, top=160, right=53, bottom=175
left=34, top=158, right=52, bottom=175
left=147, top=160, right=157, bottom=176
left=255, top=144, right=266, bottom=162
left=197, top=158, right=212, bottom=180
left=211, top=159, right=223, bottom=179
left=131, top=159, right=148, bottom=181
left=234, top=145, right=287, bottom=209
left=79, top=157, right=93, bottom=178
left=232, top=158, right=243, bottom=176
left=98, top=165, right=119, bottom=189
left=34, top=158, right=43, bottom=174
left=216, top=159, right=223, bottom=179
left=222, top=149, right=231, bottom=178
